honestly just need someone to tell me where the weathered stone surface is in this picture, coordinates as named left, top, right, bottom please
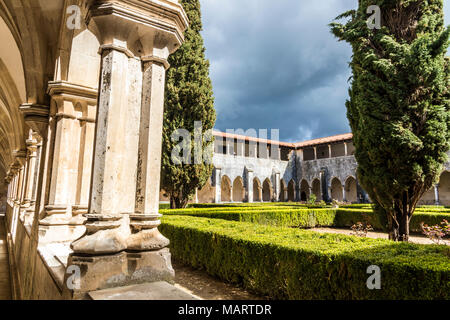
left=66, top=249, right=175, bottom=300
left=126, top=228, right=170, bottom=251
left=89, top=281, right=199, bottom=300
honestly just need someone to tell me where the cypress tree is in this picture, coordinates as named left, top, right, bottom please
left=330, top=0, right=450, bottom=241
left=161, top=0, right=216, bottom=209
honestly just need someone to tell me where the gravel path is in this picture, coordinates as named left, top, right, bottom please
left=172, top=259, right=267, bottom=300
left=312, top=227, right=450, bottom=245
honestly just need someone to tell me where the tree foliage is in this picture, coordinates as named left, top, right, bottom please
left=330, top=0, right=450, bottom=240
left=161, top=0, right=216, bottom=209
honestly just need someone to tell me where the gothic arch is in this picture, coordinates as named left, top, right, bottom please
left=330, top=177, right=343, bottom=202
left=233, top=177, right=245, bottom=202
left=288, top=179, right=295, bottom=202
left=344, top=176, right=357, bottom=203
left=253, top=177, right=262, bottom=202
left=279, top=179, right=286, bottom=201
left=312, top=178, right=321, bottom=201
left=300, top=179, right=310, bottom=201
left=262, top=178, right=272, bottom=202
left=221, top=175, right=232, bottom=202
left=439, top=171, right=450, bottom=206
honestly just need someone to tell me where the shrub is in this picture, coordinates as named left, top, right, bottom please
left=162, top=206, right=450, bottom=233
left=307, top=194, right=317, bottom=205
left=162, top=207, right=337, bottom=228
left=421, top=220, right=450, bottom=245
left=161, top=215, right=450, bottom=300
left=334, top=209, right=450, bottom=233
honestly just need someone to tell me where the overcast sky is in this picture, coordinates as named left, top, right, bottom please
left=200, top=0, right=450, bottom=142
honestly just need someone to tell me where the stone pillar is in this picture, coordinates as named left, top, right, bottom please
left=74, top=103, right=96, bottom=217
left=214, top=168, right=222, bottom=203
left=342, top=184, right=347, bottom=203
left=344, top=142, right=348, bottom=156
left=249, top=141, right=258, bottom=158
left=38, top=82, right=97, bottom=244
left=128, top=55, right=172, bottom=252
left=328, top=144, right=332, bottom=158
left=246, top=169, right=254, bottom=203
left=22, top=135, right=39, bottom=224
left=237, top=139, right=245, bottom=157
left=434, top=184, right=440, bottom=206
left=313, top=146, right=317, bottom=160
left=66, top=1, right=188, bottom=298
left=274, top=173, right=281, bottom=201
left=194, top=188, right=199, bottom=204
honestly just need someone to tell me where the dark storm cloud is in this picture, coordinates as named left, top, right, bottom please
left=200, top=0, right=450, bottom=142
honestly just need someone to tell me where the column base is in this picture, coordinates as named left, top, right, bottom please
left=39, top=224, right=87, bottom=244
left=64, top=248, right=175, bottom=300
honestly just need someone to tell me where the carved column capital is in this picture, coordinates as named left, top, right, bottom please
left=19, top=104, right=49, bottom=137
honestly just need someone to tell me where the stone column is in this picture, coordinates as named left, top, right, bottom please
left=130, top=55, right=173, bottom=251
left=344, top=142, right=348, bottom=156
left=313, top=147, right=317, bottom=160
left=246, top=169, right=254, bottom=203
left=342, top=184, right=347, bottom=203
left=274, top=173, right=280, bottom=201
left=22, top=135, right=39, bottom=224
left=38, top=82, right=97, bottom=243
left=194, top=188, right=199, bottom=204
left=249, top=141, right=258, bottom=158
left=40, top=98, right=82, bottom=226
left=328, top=145, right=332, bottom=158
left=67, top=0, right=188, bottom=298
left=237, top=139, right=245, bottom=157
left=73, top=104, right=96, bottom=217
left=214, top=168, right=222, bottom=203
left=434, top=184, right=440, bottom=206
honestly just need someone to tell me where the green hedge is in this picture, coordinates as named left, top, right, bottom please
left=335, top=209, right=450, bottom=232
left=162, top=208, right=336, bottom=228
left=161, top=215, right=450, bottom=300
left=162, top=206, right=450, bottom=232
left=189, top=202, right=332, bottom=209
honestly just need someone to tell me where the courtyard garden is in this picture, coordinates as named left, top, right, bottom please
left=160, top=202, right=450, bottom=300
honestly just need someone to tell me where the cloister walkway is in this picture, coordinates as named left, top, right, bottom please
left=0, top=216, right=11, bottom=300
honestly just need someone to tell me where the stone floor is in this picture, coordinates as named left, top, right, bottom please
left=0, top=215, right=12, bottom=300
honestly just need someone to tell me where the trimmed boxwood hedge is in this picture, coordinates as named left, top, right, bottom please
left=160, top=215, right=450, bottom=300
left=161, top=207, right=450, bottom=232
left=162, top=208, right=337, bottom=228
left=189, top=202, right=332, bottom=209
left=334, top=209, right=450, bottom=233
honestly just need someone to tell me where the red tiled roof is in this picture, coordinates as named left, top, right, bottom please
left=293, top=133, right=353, bottom=148
left=212, top=130, right=295, bottom=147
left=212, top=130, right=353, bottom=149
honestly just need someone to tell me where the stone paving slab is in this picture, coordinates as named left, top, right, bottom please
left=89, top=281, right=200, bottom=300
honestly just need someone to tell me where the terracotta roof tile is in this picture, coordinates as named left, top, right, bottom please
left=293, top=133, right=353, bottom=148
left=212, top=130, right=353, bottom=149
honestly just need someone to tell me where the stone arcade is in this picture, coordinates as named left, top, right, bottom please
left=167, top=130, right=450, bottom=206
left=1, top=0, right=450, bottom=301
